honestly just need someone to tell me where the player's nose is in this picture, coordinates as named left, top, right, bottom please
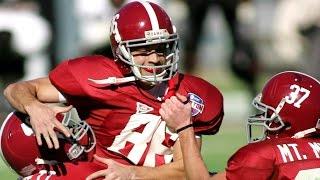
left=146, top=51, right=161, bottom=63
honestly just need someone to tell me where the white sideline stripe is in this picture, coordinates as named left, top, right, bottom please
left=139, top=1, right=159, bottom=30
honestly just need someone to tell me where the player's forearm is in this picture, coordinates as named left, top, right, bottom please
left=178, top=128, right=210, bottom=180
left=3, top=81, right=40, bottom=113
left=130, top=160, right=185, bottom=179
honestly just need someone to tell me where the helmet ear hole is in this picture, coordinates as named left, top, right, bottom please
left=284, top=122, right=292, bottom=130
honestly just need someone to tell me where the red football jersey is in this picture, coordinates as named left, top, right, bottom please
left=226, top=137, right=320, bottom=179
left=49, top=55, right=224, bottom=167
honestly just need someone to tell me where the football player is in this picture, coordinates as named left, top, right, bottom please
left=160, top=71, right=320, bottom=179
left=2, top=1, right=224, bottom=179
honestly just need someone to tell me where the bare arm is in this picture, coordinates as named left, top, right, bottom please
left=4, top=77, right=60, bottom=112
left=159, top=93, right=226, bottom=180
left=178, top=128, right=226, bottom=180
left=3, top=77, right=71, bottom=149
left=86, top=136, right=202, bottom=180
left=130, top=137, right=202, bottom=179
left=178, top=128, right=210, bottom=180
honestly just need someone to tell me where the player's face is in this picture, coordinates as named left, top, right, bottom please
left=131, top=44, right=167, bottom=77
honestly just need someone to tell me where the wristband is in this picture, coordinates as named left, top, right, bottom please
left=176, top=124, right=193, bottom=133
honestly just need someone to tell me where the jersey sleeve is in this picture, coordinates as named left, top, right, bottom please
left=49, top=55, right=122, bottom=106
left=49, top=59, right=87, bottom=98
left=226, top=144, right=274, bottom=179
left=182, top=75, right=224, bottom=135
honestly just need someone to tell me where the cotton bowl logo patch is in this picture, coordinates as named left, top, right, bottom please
left=188, top=93, right=204, bottom=116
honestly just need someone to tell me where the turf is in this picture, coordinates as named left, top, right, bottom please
left=201, top=122, right=247, bottom=172
left=0, top=160, right=17, bottom=179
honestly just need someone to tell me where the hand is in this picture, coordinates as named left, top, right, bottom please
left=86, top=154, right=134, bottom=180
left=25, top=102, right=72, bottom=149
left=159, top=93, right=192, bottom=131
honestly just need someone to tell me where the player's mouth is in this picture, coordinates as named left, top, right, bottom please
left=142, top=67, right=163, bottom=74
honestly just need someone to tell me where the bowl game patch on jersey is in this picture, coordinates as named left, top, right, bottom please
left=188, top=93, right=204, bottom=116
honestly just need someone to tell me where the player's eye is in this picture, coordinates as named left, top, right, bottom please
left=131, top=43, right=171, bottom=56
left=131, top=50, right=148, bottom=56
left=156, top=43, right=172, bottom=56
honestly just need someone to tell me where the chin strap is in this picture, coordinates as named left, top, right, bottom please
left=88, top=75, right=178, bottom=102
left=292, top=128, right=320, bottom=139
left=88, top=76, right=136, bottom=88
left=293, top=119, right=320, bottom=139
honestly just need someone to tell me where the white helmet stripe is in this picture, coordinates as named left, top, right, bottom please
left=139, top=1, right=159, bottom=30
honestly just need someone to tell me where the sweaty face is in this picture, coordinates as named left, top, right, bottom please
left=131, top=44, right=168, bottom=77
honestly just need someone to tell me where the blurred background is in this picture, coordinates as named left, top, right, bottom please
left=1, top=0, right=320, bottom=178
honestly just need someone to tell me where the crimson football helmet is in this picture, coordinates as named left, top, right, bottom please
left=109, top=1, right=179, bottom=83
left=0, top=108, right=96, bottom=176
left=247, top=71, right=320, bottom=143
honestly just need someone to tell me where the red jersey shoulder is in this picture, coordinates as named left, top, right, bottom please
left=227, top=137, right=320, bottom=179
left=226, top=140, right=276, bottom=179
left=67, top=55, right=122, bottom=79
left=268, top=137, right=320, bottom=179
left=176, top=74, right=224, bottom=135
left=49, top=55, right=122, bottom=97
left=272, top=137, right=320, bottom=163
left=228, top=140, right=275, bottom=166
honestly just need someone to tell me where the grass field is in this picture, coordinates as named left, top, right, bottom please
left=201, top=122, right=247, bottom=172
left=0, top=121, right=246, bottom=179
left=0, top=160, right=17, bottom=179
